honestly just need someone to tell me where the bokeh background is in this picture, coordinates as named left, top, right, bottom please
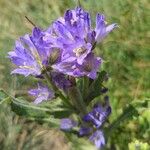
left=0, top=0, right=149, bottom=150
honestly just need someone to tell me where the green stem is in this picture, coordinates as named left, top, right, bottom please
left=43, top=72, right=72, bottom=107
left=83, top=76, right=89, bottom=100
left=67, top=86, right=87, bottom=116
left=27, top=117, right=60, bottom=128
left=0, top=97, right=10, bottom=105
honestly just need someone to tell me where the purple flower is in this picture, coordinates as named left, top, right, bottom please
left=50, top=20, right=93, bottom=65
left=52, top=53, right=101, bottom=79
left=9, top=7, right=117, bottom=79
left=56, top=7, right=117, bottom=46
left=52, top=8, right=93, bottom=65
left=64, top=40, right=92, bottom=65
left=60, top=118, right=77, bottom=131
left=79, top=127, right=92, bottom=136
left=83, top=104, right=111, bottom=128
left=43, top=8, right=93, bottom=68
left=28, top=84, right=54, bottom=104
left=44, top=7, right=116, bottom=79
left=51, top=72, right=71, bottom=90
left=89, top=130, right=105, bottom=149
left=8, top=27, right=48, bottom=76
left=63, top=7, right=91, bottom=40
left=52, top=57, right=77, bottom=77
left=74, top=53, right=102, bottom=79
left=95, top=14, right=118, bottom=43
left=8, top=27, right=63, bottom=77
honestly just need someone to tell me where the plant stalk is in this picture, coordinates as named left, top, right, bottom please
left=67, top=86, right=87, bottom=116
left=83, top=76, right=89, bottom=100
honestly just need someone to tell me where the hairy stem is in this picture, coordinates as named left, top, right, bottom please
left=83, top=76, right=89, bottom=100
left=67, top=86, right=87, bottom=116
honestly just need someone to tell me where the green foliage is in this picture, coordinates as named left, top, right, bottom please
left=86, top=71, right=107, bottom=103
left=105, top=99, right=149, bottom=137
left=128, top=140, right=150, bottom=150
left=65, top=133, right=96, bottom=150
left=0, top=89, right=8, bottom=100
left=0, top=0, right=149, bottom=149
left=11, top=97, right=73, bottom=119
left=106, top=105, right=138, bottom=135
left=0, top=90, right=74, bottom=128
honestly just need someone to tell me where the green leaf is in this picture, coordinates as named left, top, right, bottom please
left=0, top=89, right=10, bottom=105
left=10, top=97, right=61, bottom=127
left=86, top=71, right=107, bottom=103
left=0, top=90, right=73, bottom=127
left=11, top=97, right=50, bottom=118
left=25, top=117, right=60, bottom=128
left=77, top=77, right=89, bottom=100
left=67, top=86, right=87, bottom=115
left=0, top=89, right=8, bottom=100
left=105, top=99, right=149, bottom=136
left=10, top=97, right=73, bottom=119
left=39, top=98, right=75, bottom=118
left=107, top=105, right=138, bottom=134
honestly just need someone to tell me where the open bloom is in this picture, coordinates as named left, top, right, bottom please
left=52, top=7, right=117, bottom=56
left=95, top=14, right=118, bottom=43
left=8, top=27, right=62, bottom=77
left=51, top=20, right=93, bottom=65
left=42, top=7, right=117, bottom=79
left=8, top=27, right=47, bottom=76
left=74, top=53, right=102, bottom=79
left=28, top=84, right=54, bottom=104
left=50, top=7, right=93, bottom=65
left=52, top=53, right=101, bottom=79
left=83, top=103, right=111, bottom=128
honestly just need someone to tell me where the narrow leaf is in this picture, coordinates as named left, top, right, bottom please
left=86, top=71, right=107, bottom=103
left=10, top=97, right=73, bottom=118
left=107, top=105, right=138, bottom=134
left=105, top=99, right=149, bottom=136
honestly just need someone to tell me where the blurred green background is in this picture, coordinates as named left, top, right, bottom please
left=0, top=0, right=149, bottom=150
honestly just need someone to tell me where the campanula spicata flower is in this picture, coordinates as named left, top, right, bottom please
left=60, top=118, right=77, bottom=131
left=9, top=6, right=117, bottom=149
left=83, top=104, right=111, bottom=128
left=28, top=83, right=54, bottom=104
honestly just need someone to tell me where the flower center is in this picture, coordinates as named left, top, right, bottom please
left=73, top=47, right=86, bottom=57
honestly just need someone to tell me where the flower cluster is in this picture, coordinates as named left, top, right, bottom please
left=8, top=7, right=117, bottom=79
left=9, top=6, right=117, bottom=149
left=61, top=96, right=111, bottom=149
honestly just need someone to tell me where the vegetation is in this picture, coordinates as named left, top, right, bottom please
left=0, top=0, right=149, bottom=149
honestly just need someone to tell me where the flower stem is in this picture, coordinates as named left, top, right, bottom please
left=83, top=76, right=89, bottom=100
left=25, top=16, right=36, bottom=27
left=67, top=86, right=87, bottom=116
